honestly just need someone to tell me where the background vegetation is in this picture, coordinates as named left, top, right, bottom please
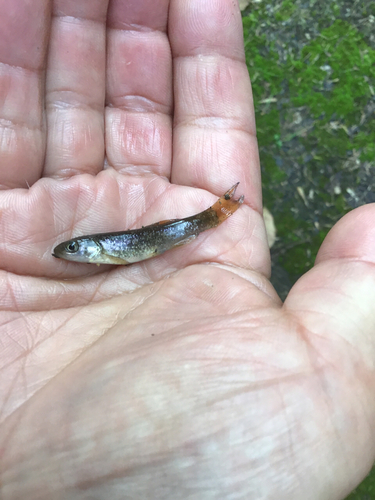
left=241, top=1, right=375, bottom=497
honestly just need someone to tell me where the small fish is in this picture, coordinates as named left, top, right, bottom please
left=52, top=183, right=244, bottom=265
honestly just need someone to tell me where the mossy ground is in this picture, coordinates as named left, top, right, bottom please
left=242, top=1, right=375, bottom=497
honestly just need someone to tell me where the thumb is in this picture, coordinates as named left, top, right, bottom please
left=286, top=203, right=375, bottom=362
left=284, top=203, right=375, bottom=491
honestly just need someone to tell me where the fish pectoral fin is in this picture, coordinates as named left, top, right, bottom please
left=157, top=219, right=172, bottom=225
left=173, top=235, right=197, bottom=248
left=144, top=219, right=179, bottom=230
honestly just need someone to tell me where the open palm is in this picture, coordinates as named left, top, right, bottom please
left=1, top=1, right=374, bottom=499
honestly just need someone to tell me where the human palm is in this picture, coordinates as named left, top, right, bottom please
left=1, top=1, right=374, bottom=499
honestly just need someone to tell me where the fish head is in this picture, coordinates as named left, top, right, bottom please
left=53, top=237, right=102, bottom=263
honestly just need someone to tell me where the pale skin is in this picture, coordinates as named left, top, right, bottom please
left=0, top=0, right=374, bottom=498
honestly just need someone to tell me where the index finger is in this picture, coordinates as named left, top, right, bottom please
left=169, top=0, right=261, bottom=212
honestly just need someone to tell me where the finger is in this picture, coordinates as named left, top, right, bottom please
left=168, top=0, right=261, bottom=213
left=105, top=0, right=173, bottom=178
left=42, top=0, right=109, bottom=178
left=315, top=203, right=375, bottom=265
left=0, top=0, right=49, bottom=189
left=285, top=204, right=375, bottom=372
left=286, top=204, right=375, bottom=349
left=284, top=205, right=375, bottom=488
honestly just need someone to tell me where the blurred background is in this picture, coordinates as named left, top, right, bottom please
left=240, top=1, right=375, bottom=498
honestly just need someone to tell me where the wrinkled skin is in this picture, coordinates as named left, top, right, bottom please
left=0, top=1, right=374, bottom=499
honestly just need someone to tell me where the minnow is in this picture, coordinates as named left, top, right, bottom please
left=52, top=183, right=244, bottom=265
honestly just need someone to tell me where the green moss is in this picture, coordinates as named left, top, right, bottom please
left=275, top=0, right=297, bottom=21
left=354, top=132, right=375, bottom=162
left=289, top=20, right=375, bottom=121
left=243, top=5, right=375, bottom=289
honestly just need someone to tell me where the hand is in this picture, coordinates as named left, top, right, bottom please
left=1, top=1, right=374, bottom=499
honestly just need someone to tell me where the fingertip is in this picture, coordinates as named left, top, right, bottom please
left=316, top=203, right=375, bottom=265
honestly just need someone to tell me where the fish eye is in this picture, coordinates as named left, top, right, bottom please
left=66, top=241, right=79, bottom=253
